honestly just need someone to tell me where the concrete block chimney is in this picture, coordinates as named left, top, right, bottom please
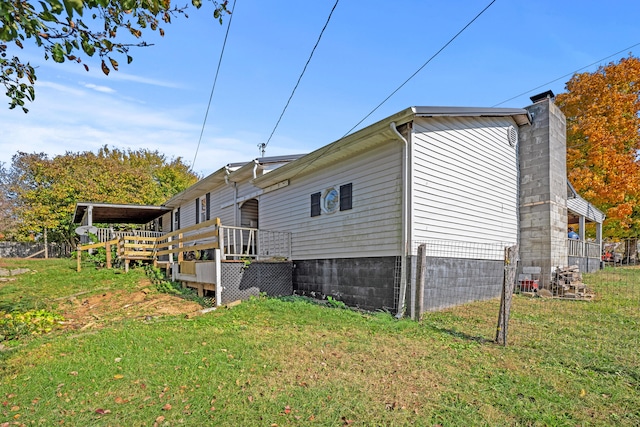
left=518, top=92, right=569, bottom=288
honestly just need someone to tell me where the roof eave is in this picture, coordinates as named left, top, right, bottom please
left=253, top=107, right=416, bottom=188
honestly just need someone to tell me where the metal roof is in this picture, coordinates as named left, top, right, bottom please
left=72, top=202, right=171, bottom=224
left=254, top=106, right=531, bottom=188
left=162, top=154, right=307, bottom=208
left=411, top=106, right=531, bottom=127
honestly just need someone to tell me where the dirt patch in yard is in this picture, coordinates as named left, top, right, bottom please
left=58, top=278, right=204, bottom=330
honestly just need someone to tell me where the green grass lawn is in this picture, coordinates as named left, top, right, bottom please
left=0, top=259, right=638, bottom=426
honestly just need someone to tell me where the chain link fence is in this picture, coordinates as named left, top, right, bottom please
left=0, top=242, right=73, bottom=259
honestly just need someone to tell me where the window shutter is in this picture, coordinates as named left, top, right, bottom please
left=311, top=192, right=321, bottom=217
left=340, top=183, right=352, bottom=211
left=177, top=207, right=181, bottom=230
left=206, top=192, right=211, bottom=221
left=195, top=199, right=200, bottom=224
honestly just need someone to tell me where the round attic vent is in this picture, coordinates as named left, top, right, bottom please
left=507, top=125, right=518, bottom=147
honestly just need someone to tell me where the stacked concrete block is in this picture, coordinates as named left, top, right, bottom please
left=518, top=97, right=569, bottom=289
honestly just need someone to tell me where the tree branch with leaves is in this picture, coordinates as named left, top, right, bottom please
left=0, top=0, right=228, bottom=112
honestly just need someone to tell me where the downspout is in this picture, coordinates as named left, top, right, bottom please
left=225, top=165, right=239, bottom=226
left=252, top=159, right=261, bottom=180
left=390, top=122, right=410, bottom=318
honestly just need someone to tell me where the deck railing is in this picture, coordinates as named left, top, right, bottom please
left=219, top=225, right=291, bottom=260
left=78, top=220, right=291, bottom=271
left=568, top=239, right=600, bottom=258
left=91, top=228, right=164, bottom=242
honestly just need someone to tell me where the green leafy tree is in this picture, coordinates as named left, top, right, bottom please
left=0, top=0, right=229, bottom=112
left=2, top=147, right=199, bottom=244
left=0, top=162, right=19, bottom=239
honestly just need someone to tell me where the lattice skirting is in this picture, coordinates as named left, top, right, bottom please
left=220, top=261, right=293, bottom=304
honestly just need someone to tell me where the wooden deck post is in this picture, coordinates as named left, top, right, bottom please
left=214, top=248, right=222, bottom=307
left=106, top=241, right=112, bottom=269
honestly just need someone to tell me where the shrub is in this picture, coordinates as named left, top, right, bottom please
left=0, top=309, right=64, bottom=341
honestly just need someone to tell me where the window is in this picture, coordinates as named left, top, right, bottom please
left=311, top=183, right=352, bottom=217
left=200, top=197, right=207, bottom=223
left=174, top=208, right=180, bottom=231
left=322, top=187, right=339, bottom=213
left=310, top=192, right=321, bottom=217
left=339, top=183, right=352, bottom=211
left=205, top=193, right=211, bottom=221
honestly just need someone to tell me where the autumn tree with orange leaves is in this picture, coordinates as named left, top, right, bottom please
left=556, top=55, right=640, bottom=238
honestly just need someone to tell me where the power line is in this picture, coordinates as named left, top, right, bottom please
left=341, top=0, right=496, bottom=138
left=259, top=0, right=340, bottom=157
left=492, top=42, right=640, bottom=107
left=287, top=0, right=496, bottom=182
left=191, top=0, right=238, bottom=172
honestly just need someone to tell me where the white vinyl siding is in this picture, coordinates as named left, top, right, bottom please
left=260, top=142, right=403, bottom=260
left=160, top=212, right=172, bottom=232
left=411, top=116, right=518, bottom=249
left=208, top=185, right=234, bottom=226
left=179, top=198, right=197, bottom=229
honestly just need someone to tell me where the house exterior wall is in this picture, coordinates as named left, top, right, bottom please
left=293, top=257, right=398, bottom=311
left=568, top=256, right=600, bottom=273
left=180, top=199, right=197, bottom=229
left=259, top=141, right=404, bottom=260
left=419, top=256, right=504, bottom=311
left=160, top=212, right=172, bottom=232
left=411, top=116, right=519, bottom=252
left=211, top=185, right=236, bottom=226
left=258, top=142, right=403, bottom=309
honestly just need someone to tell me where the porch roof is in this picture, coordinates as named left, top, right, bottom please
left=566, top=181, right=605, bottom=224
left=73, top=202, right=171, bottom=224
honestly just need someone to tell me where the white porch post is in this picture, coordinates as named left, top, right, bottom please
left=215, top=248, right=222, bottom=307
left=596, top=222, right=603, bottom=265
left=579, top=215, right=586, bottom=257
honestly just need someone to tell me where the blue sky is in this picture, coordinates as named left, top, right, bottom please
left=2, top=0, right=639, bottom=177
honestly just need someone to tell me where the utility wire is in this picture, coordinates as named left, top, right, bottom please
left=287, top=0, right=496, bottom=182
left=259, top=0, right=340, bottom=157
left=342, top=0, right=496, bottom=138
left=191, top=0, right=237, bottom=172
left=492, top=41, right=640, bottom=107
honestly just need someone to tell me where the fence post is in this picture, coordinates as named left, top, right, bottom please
left=77, top=246, right=82, bottom=272
left=495, top=244, right=518, bottom=346
left=413, top=244, right=426, bottom=320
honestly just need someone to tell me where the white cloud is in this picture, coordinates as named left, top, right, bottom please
left=0, top=79, right=264, bottom=176
left=82, top=83, right=116, bottom=93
